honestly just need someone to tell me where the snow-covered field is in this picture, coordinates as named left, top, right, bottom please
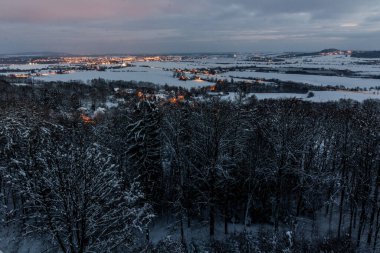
left=0, top=63, right=52, bottom=70
left=1, top=54, right=380, bottom=101
left=33, top=67, right=213, bottom=88
left=220, top=90, right=380, bottom=102
left=247, top=55, right=380, bottom=74
left=218, top=71, right=380, bottom=89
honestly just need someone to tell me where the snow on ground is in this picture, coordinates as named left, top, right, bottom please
left=132, top=57, right=253, bottom=69
left=0, top=64, right=53, bottom=71
left=220, top=91, right=380, bottom=103
left=10, top=83, right=30, bottom=86
left=33, top=67, right=214, bottom=89
left=307, top=90, right=380, bottom=102
left=261, top=55, right=380, bottom=74
left=219, top=71, right=380, bottom=89
left=149, top=218, right=275, bottom=246
left=0, top=226, right=53, bottom=253
left=149, top=206, right=380, bottom=253
left=2, top=54, right=380, bottom=93
left=105, top=101, right=119, bottom=108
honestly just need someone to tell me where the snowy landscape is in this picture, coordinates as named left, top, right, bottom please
left=1, top=53, right=380, bottom=103
left=2, top=0, right=380, bottom=252
left=0, top=51, right=380, bottom=253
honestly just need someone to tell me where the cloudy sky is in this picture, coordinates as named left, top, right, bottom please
left=1, top=0, right=380, bottom=54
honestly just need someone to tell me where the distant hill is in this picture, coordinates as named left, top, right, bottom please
left=280, top=49, right=351, bottom=58
left=319, top=48, right=340, bottom=54
left=0, top=52, right=72, bottom=58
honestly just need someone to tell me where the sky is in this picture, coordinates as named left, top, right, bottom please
left=1, top=0, right=380, bottom=54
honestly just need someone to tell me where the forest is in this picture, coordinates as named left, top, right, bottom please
left=0, top=79, right=379, bottom=252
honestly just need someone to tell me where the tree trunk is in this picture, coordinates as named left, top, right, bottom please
left=210, top=203, right=215, bottom=239
left=224, top=201, right=228, bottom=235
left=338, top=188, right=345, bottom=238
left=244, top=195, right=252, bottom=230
left=373, top=208, right=380, bottom=251
left=368, top=166, right=380, bottom=245
left=180, top=214, right=185, bottom=245
left=357, top=201, right=367, bottom=247
left=349, top=201, right=355, bottom=237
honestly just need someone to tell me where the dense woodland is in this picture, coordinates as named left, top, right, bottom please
left=0, top=79, right=379, bottom=252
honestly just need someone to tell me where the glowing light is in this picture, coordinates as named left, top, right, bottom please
left=80, top=114, right=95, bottom=125
left=209, top=85, right=216, bottom=91
left=137, top=91, right=144, bottom=98
left=168, top=97, right=178, bottom=104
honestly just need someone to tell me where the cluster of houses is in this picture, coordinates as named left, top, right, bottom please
left=319, top=50, right=352, bottom=56
left=173, top=68, right=217, bottom=81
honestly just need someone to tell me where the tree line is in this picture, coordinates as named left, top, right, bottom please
left=0, top=79, right=379, bottom=252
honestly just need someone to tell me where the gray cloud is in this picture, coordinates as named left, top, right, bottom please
left=0, top=0, right=379, bottom=54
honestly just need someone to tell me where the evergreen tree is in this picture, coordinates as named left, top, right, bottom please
left=126, top=100, right=163, bottom=207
